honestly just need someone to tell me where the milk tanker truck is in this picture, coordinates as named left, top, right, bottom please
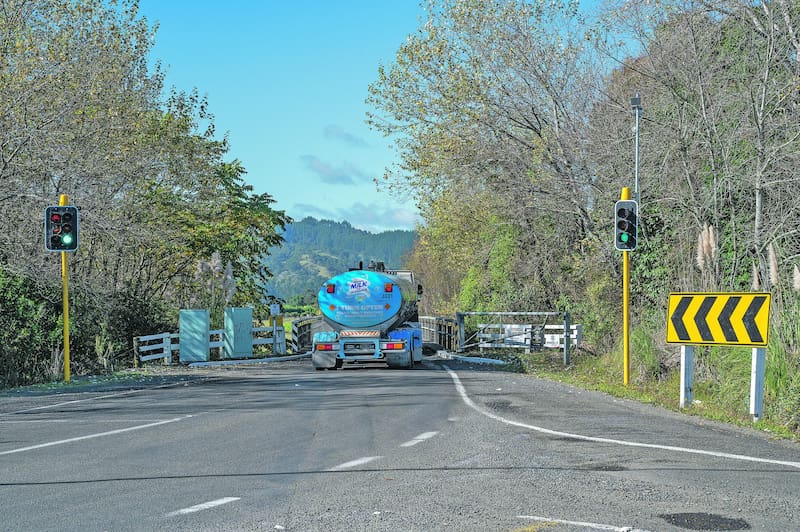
left=312, top=261, right=423, bottom=370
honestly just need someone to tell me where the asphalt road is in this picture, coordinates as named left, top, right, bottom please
left=1, top=357, right=798, bottom=531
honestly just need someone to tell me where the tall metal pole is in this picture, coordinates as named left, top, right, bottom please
left=59, top=194, right=71, bottom=382
left=625, top=94, right=641, bottom=385
left=632, top=94, right=642, bottom=204
left=621, top=187, right=631, bottom=385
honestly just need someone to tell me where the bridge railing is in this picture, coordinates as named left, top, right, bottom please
left=456, top=311, right=580, bottom=365
left=290, top=316, right=321, bottom=354
left=134, top=327, right=280, bottom=365
left=419, top=316, right=458, bottom=351
left=133, top=332, right=179, bottom=365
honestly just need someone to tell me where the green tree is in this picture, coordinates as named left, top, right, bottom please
left=0, top=0, right=290, bottom=383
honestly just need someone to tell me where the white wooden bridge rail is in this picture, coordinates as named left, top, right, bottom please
left=134, top=328, right=271, bottom=365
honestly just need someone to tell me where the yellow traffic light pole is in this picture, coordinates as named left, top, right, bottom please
left=621, top=187, right=631, bottom=385
left=59, top=194, right=71, bottom=382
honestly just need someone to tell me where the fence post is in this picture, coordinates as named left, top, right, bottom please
left=456, top=313, right=465, bottom=352
left=163, top=333, right=173, bottom=365
left=680, top=345, right=694, bottom=408
left=563, top=312, right=571, bottom=366
left=750, top=347, right=766, bottom=421
left=132, top=337, right=140, bottom=368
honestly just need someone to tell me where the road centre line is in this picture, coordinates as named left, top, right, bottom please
left=400, top=431, right=439, bottom=447
left=0, top=415, right=195, bottom=456
left=328, top=456, right=383, bottom=471
left=166, top=497, right=240, bottom=517
left=518, top=514, right=653, bottom=532
left=444, top=367, right=800, bottom=470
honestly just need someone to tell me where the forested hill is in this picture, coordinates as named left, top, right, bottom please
left=263, top=217, right=417, bottom=303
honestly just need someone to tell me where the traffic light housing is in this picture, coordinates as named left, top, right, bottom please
left=45, top=205, right=79, bottom=252
left=614, top=200, right=638, bottom=251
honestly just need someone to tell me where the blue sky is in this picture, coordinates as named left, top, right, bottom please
left=138, top=0, right=425, bottom=233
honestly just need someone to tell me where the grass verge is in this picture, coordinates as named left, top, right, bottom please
left=497, top=348, right=798, bottom=441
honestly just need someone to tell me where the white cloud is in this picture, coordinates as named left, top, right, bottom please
left=291, top=200, right=422, bottom=233
left=300, top=155, right=371, bottom=185
left=323, top=125, right=369, bottom=147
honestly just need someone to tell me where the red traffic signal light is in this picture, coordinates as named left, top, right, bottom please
left=44, top=206, right=79, bottom=252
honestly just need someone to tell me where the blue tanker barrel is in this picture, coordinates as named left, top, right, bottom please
left=319, top=270, right=406, bottom=329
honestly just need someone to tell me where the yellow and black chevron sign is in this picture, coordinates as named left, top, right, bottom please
left=666, top=292, right=771, bottom=346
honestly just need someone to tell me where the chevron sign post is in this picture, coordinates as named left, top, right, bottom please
left=666, top=292, right=771, bottom=421
left=666, top=292, right=770, bottom=346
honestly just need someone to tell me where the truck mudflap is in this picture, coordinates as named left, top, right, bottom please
left=312, top=331, right=340, bottom=370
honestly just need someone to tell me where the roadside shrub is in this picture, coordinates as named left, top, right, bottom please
left=0, top=268, right=61, bottom=388
left=0, top=267, right=175, bottom=388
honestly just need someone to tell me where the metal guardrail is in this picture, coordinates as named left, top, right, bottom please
left=476, top=323, right=583, bottom=350
left=290, top=316, right=321, bottom=353
left=456, top=311, right=578, bottom=365
left=419, top=316, right=458, bottom=351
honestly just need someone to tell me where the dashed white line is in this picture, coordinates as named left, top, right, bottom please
left=328, top=456, right=383, bottom=471
left=0, top=415, right=194, bottom=456
left=400, top=431, right=439, bottom=447
left=444, top=367, right=800, bottom=470
left=518, top=514, right=653, bottom=532
left=166, top=497, right=240, bottom=517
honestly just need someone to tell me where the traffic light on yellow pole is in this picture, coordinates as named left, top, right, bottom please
left=44, top=205, right=79, bottom=251
left=44, top=196, right=76, bottom=382
left=615, top=188, right=636, bottom=385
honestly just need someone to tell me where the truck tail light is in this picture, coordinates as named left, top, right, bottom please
left=382, top=342, right=404, bottom=350
left=326, top=284, right=335, bottom=294
left=316, top=344, right=334, bottom=351
left=384, top=283, right=393, bottom=292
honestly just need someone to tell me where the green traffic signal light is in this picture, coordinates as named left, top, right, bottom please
left=44, top=205, right=79, bottom=252
left=614, top=200, right=638, bottom=251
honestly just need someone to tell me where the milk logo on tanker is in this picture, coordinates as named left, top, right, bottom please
left=347, top=278, right=371, bottom=302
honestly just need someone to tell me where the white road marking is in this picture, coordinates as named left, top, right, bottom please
left=0, top=415, right=194, bottom=456
left=166, top=497, right=240, bottom=517
left=518, top=514, right=653, bottom=532
left=445, top=367, right=800, bottom=470
left=2, top=389, right=145, bottom=415
left=1, top=379, right=204, bottom=417
left=328, top=456, right=383, bottom=471
left=400, top=431, right=439, bottom=447
left=0, top=418, right=169, bottom=424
